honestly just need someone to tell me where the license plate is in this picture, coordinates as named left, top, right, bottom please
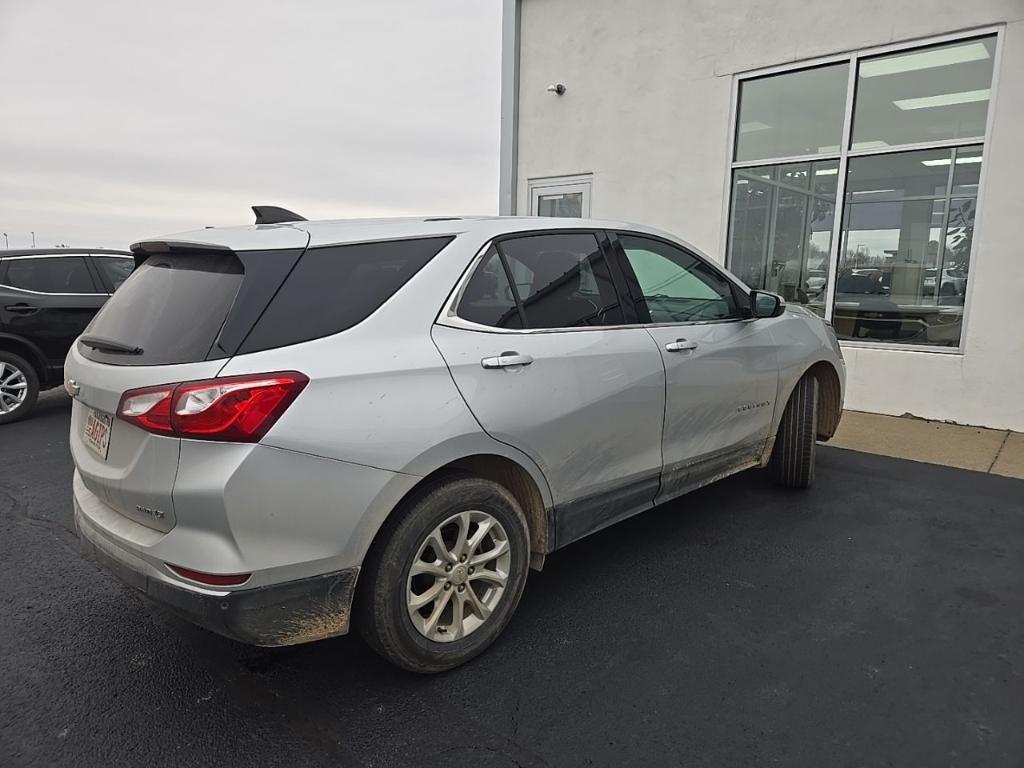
left=83, top=408, right=113, bottom=459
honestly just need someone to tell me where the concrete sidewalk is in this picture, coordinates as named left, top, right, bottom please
left=829, top=410, right=1024, bottom=479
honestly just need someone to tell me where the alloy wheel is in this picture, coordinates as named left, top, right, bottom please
left=0, top=362, right=28, bottom=415
left=406, top=509, right=511, bottom=642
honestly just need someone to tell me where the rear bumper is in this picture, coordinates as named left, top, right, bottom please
left=77, top=515, right=358, bottom=647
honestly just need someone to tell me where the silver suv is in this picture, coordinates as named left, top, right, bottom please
left=68, top=214, right=845, bottom=672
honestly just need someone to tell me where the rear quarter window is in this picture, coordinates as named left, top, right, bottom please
left=238, top=236, right=453, bottom=353
left=93, top=255, right=135, bottom=290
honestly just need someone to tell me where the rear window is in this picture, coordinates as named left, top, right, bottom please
left=81, top=252, right=246, bottom=366
left=238, top=236, right=453, bottom=353
left=78, top=236, right=452, bottom=366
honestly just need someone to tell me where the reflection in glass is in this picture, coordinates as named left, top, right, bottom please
left=845, top=147, right=954, bottom=200
left=735, top=63, right=848, bottom=162
left=727, top=160, right=837, bottom=316
left=728, top=175, right=773, bottom=290
left=620, top=236, right=739, bottom=323
left=499, top=234, right=623, bottom=328
left=537, top=192, right=583, bottom=217
left=952, top=146, right=983, bottom=194
left=834, top=148, right=980, bottom=347
left=939, top=198, right=974, bottom=305
left=457, top=248, right=523, bottom=329
left=95, top=257, right=135, bottom=290
left=851, top=36, right=996, bottom=150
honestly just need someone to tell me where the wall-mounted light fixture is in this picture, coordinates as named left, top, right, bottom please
left=546, top=83, right=566, bottom=95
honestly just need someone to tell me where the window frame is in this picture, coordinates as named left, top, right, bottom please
left=722, top=26, right=1005, bottom=354
left=528, top=174, right=593, bottom=218
left=0, top=253, right=104, bottom=296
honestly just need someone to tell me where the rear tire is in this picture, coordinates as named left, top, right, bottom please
left=356, top=476, right=530, bottom=673
left=0, top=351, right=40, bottom=425
left=770, top=375, right=818, bottom=489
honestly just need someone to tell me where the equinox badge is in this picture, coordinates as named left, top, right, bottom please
left=135, top=505, right=165, bottom=520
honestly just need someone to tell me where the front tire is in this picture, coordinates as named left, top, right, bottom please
left=0, top=351, right=39, bottom=425
left=356, top=476, right=530, bottom=673
left=770, top=375, right=819, bottom=489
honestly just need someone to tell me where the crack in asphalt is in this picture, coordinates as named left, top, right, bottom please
left=0, top=481, right=78, bottom=547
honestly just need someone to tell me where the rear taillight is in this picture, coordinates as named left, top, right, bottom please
left=119, top=386, right=175, bottom=434
left=116, top=371, right=308, bottom=442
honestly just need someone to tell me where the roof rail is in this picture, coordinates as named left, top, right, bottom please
left=252, top=206, right=307, bottom=225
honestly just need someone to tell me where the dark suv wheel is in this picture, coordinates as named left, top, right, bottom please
left=0, top=351, right=40, bottom=424
left=356, top=476, right=530, bottom=673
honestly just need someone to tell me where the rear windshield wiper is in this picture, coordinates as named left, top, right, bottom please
left=79, top=335, right=144, bottom=355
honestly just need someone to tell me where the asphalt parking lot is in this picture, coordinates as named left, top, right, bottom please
left=2, top=391, right=1022, bottom=768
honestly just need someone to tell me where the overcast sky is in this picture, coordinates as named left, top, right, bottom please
left=0, top=1, right=502, bottom=249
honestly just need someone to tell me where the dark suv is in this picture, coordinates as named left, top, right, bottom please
left=0, top=249, right=133, bottom=423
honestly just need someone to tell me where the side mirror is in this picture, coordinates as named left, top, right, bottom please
left=751, top=290, right=785, bottom=318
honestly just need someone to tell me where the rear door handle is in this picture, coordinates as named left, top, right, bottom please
left=4, top=303, right=40, bottom=316
left=481, top=351, right=534, bottom=369
left=665, top=339, right=698, bottom=352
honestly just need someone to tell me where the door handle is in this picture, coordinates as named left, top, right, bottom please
left=665, top=339, right=698, bottom=352
left=4, top=303, right=40, bottom=316
left=481, top=351, right=534, bottom=369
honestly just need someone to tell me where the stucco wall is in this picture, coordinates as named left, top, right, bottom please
left=514, top=0, right=1024, bottom=431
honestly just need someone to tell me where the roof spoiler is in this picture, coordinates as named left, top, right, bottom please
left=129, top=239, right=234, bottom=266
left=252, top=206, right=307, bottom=225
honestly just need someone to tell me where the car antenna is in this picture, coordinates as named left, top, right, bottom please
left=252, top=206, right=307, bottom=225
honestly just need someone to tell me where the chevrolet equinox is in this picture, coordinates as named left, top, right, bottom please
left=68, top=211, right=845, bottom=673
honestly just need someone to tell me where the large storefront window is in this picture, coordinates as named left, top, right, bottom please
left=727, top=34, right=997, bottom=349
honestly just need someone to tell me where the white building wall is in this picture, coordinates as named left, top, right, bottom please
left=513, top=0, right=1024, bottom=431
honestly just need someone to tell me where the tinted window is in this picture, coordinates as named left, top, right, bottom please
left=4, top=256, right=97, bottom=293
left=82, top=252, right=244, bottom=366
left=497, top=233, right=623, bottom=329
left=457, top=247, right=523, bottom=329
left=618, top=235, right=738, bottom=323
left=93, top=256, right=134, bottom=290
left=240, top=236, right=453, bottom=353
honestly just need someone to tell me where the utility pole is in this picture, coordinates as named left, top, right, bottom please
left=31, top=231, right=36, bottom=248
left=2, top=233, right=7, bottom=248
